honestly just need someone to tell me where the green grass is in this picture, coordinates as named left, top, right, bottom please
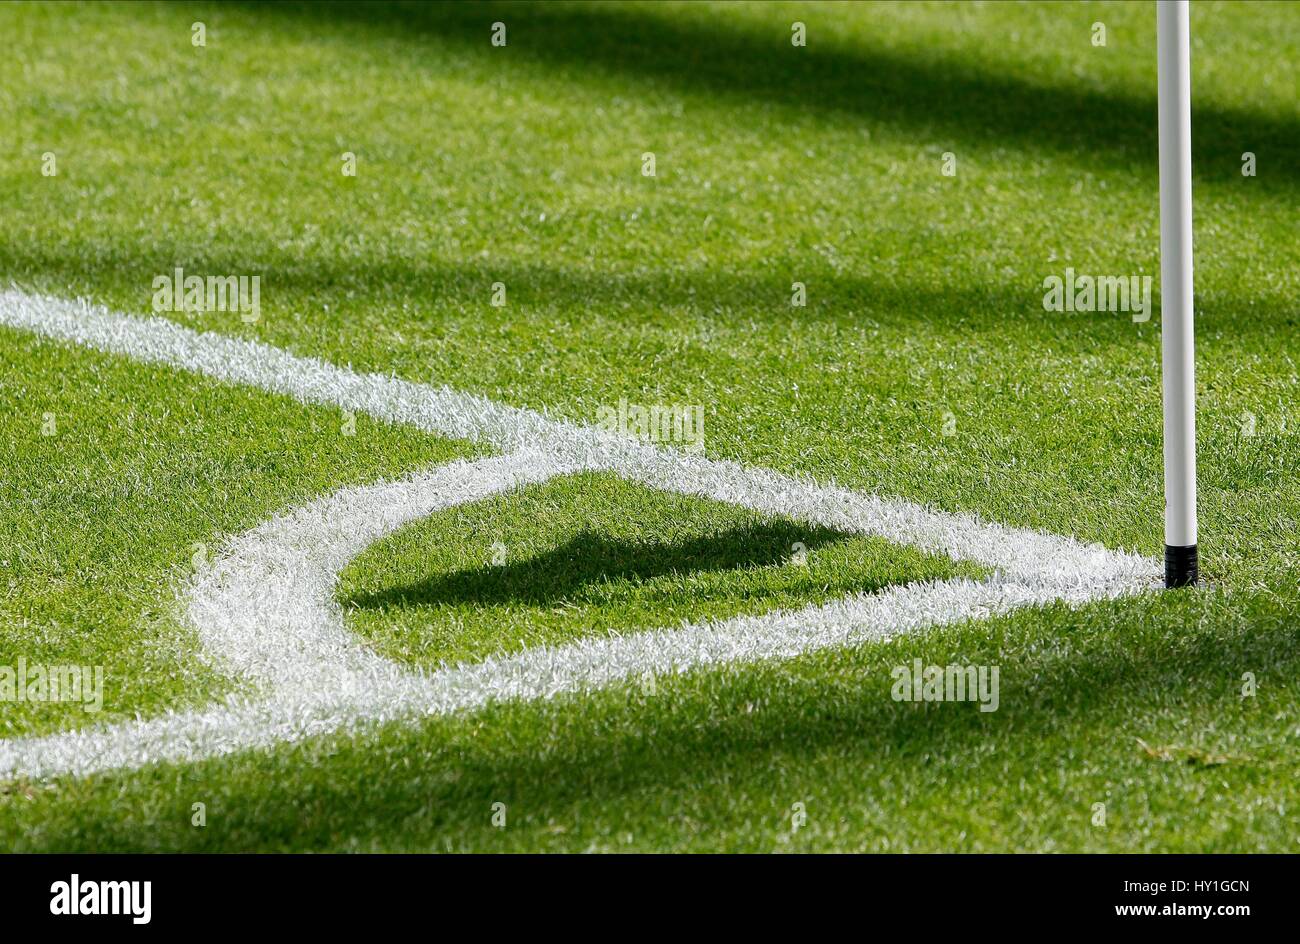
left=1, top=0, right=1298, bottom=851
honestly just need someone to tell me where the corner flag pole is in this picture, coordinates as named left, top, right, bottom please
left=1157, top=0, right=1198, bottom=587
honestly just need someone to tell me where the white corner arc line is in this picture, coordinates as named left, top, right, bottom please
left=0, top=289, right=1160, bottom=780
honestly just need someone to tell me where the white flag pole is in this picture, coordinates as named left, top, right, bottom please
left=1157, top=0, right=1198, bottom=587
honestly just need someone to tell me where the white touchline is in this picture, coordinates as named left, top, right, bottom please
left=0, top=288, right=1159, bottom=780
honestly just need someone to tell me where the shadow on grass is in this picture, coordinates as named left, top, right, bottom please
left=226, top=0, right=1300, bottom=193
left=344, top=520, right=853, bottom=611
left=6, top=235, right=1295, bottom=351
left=9, top=5, right=1297, bottom=346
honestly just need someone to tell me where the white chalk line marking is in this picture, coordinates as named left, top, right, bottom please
left=0, top=289, right=1160, bottom=779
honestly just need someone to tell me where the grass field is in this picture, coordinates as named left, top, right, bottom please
left=1, top=0, right=1298, bottom=852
